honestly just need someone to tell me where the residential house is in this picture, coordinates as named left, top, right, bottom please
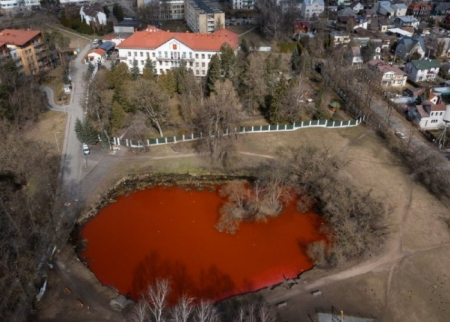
left=391, top=3, right=407, bottom=17
left=185, top=0, right=225, bottom=33
left=394, top=16, right=419, bottom=29
left=407, top=101, right=448, bottom=129
left=349, top=47, right=363, bottom=66
left=300, top=0, right=325, bottom=19
left=80, top=4, right=107, bottom=26
left=0, top=29, right=49, bottom=75
left=338, top=7, right=356, bottom=17
left=416, top=21, right=431, bottom=35
left=367, top=59, right=407, bottom=87
left=349, top=1, right=364, bottom=14
left=293, top=21, right=311, bottom=35
left=117, top=26, right=238, bottom=77
left=369, top=16, right=392, bottom=32
left=407, top=2, right=431, bottom=17
left=378, top=1, right=395, bottom=17
left=433, top=2, right=450, bottom=16
left=395, top=36, right=426, bottom=61
left=405, top=59, right=440, bottom=82
left=331, top=31, right=351, bottom=46
left=403, top=87, right=425, bottom=99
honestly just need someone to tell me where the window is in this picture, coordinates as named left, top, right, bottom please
left=201, top=54, right=205, bottom=59
left=134, top=52, right=137, bottom=56
left=165, top=61, right=169, bottom=66
left=147, top=52, right=150, bottom=58
left=195, top=54, right=199, bottom=59
left=128, top=51, right=131, bottom=57
left=196, top=70, right=199, bottom=75
left=182, top=52, right=186, bottom=58
left=208, top=54, right=211, bottom=59
left=141, top=60, right=144, bottom=65
left=140, top=52, right=143, bottom=57
left=152, top=53, right=155, bottom=57
left=189, top=62, right=193, bottom=67
left=202, top=70, right=205, bottom=75
left=159, top=61, right=162, bottom=65
left=441, top=112, right=443, bottom=115
left=160, top=69, right=163, bottom=74
left=129, top=60, right=132, bottom=65
left=165, top=51, right=168, bottom=58
left=158, top=51, right=162, bottom=57
left=189, top=52, right=192, bottom=58
left=196, top=62, right=199, bottom=67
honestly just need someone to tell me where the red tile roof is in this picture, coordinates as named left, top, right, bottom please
left=408, top=2, right=431, bottom=11
left=117, top=26, right=239, bottom=52
left=0, top=29, right=41, bottom=46
left=368, top=60, right=405, bottom=76
left=431, top=104, right=446, bottom=111
left=88, top=48, right=106, bottom=56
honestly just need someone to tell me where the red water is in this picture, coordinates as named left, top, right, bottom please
left=81, top=186, right=325, bottom=302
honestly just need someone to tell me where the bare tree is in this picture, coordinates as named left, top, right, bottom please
left=126, top=79, right=169, bottom=137
left=195, top=79, right=243, bottom=162
left=193, top=300, right=220, bottom=322
left=146, top=279, right=171, bottom=322
left=171, top=295, right=195, bottom=322
left=259, top=305, right=276, bottom=322
left=129, top=300, right=149, bottom=322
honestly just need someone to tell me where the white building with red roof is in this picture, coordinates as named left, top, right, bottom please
left=367, top=59, right=407, bottom=87
left=117, top=26, right=238, bottom=76
left=407, top=100, right=449, bottom=129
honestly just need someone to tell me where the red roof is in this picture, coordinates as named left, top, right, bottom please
left=117, top=26, right=239, bottom=52
left=431, top=104, right=446, bottom=112
left=0, top=29, right=41, bottom=46
left=88, top=48, right=106, bottom=56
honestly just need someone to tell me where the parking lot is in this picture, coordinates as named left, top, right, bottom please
left=225, top=17, right=255, bottom=26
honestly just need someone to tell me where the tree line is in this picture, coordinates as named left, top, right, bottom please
left=0, top=57, right=61, bottom=320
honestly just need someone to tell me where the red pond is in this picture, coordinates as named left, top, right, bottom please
left=81, top=186, right=325, bottom=303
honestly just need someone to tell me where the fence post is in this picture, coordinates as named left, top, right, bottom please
left=126, top=139, right=129, bottom=147
left=156, top=139, right=159, bottom=145
left=200, top=132, right=202, bottom=138
left=174, top=136, right=176, bottom=143
left=147, top=140, right=150, bottom=146
left=309, top=120, right=311, bottom=126
left=165, top=137, right=167, bottom=144
left=325, top=120, right=328, bottom=127
left=340, top=120, right=343, bottom=127
left=276, top=124, right=279, bottom=130
left=182, top=134, right=185, bottom=141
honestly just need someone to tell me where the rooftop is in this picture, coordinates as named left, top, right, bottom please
left=187, top=0, right=222, bottom=14
left=117, top=26, right=238, bottom=51
left=368, top=59, right=405, bottom=75
left=411, top=59, right=440, bottom=70
left=0, top=29, right=41, bottom=47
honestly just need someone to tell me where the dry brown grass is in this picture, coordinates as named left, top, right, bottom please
left=42, top=66, right=71, bottom=106
left=25, top=110, right=67, bottom=154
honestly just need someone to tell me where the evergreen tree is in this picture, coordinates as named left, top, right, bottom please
left=75, top=118, right=84, bottom=143
left=142, top=58, right=155, bottom=80
left=87, top=61, right=95, bottom=75
left=109, top=62, right=130, bottom=89
left=240, top=38, right=250, bottom=58
left=173, top=61, right=188, bottom=94
left=82, top=117, right=99, bottom=144
left=131, top=59, right=140, bottom=80
left=157, top=71, right=177, bottom=96
left=291, top=46, right=300, bottom=71
left=206, top=54, right=221, bottom=95
left=111, top=101, right=126, bottom=130
left=268, top=75, right=288, bottom=123
left=220, top=42, right=236, bottom=80
left=113, top=3, right=124, bottom=22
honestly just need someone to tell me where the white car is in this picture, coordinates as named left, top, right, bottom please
left=82, top=143, right=90, bottom=155
left=395, top=131, right=406, bottom=139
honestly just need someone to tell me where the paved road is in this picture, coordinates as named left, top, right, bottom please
left=44, top=44, right=91, bottom=201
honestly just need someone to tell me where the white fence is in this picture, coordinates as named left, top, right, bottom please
left=113, top=117, right=365, bottom=148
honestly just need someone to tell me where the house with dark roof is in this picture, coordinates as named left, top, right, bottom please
left=433, top=2, right=450, bottom=15
left=349, top=1, right=364, bottom=14
left=405, top=59, right=440, bottom=82
left=394, top=16, right=419, bottom=29
left=395, top=36, right=426, bottom=61
left=367, top=59, right=407, bottom=87
left=80, top=4, right=107, bottom=26
left=117, top=26, right=238, bottom=76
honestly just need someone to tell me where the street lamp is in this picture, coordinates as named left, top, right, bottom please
left=54, top=131, right=60, bottom=152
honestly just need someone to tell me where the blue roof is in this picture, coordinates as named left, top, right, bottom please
left=398, top=16, right=418, bottom=22
left=393, top=3, right=407, bottom=9
left=99, top=41, right=115, bottom=52
left=379, top=3, right=394, bottom=12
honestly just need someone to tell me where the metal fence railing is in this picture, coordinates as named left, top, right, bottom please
left=112, top=117, right=365, bottom=148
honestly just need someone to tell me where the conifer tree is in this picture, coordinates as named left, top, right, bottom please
left=142, top=58, right=156, bottom=80
left=220, top=43, right=236, bottom=80
left=75, top=118, right=84, bottom=143
left=268, top=75, right=288, bottom=123
left=131, top=59, right=140, bottom=80
left=206, top=54, right=221, bottom=95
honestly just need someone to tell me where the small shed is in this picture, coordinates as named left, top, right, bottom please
left=86, top=48, right=106, bottom=63
left=329, top=101, right=341, bottom=112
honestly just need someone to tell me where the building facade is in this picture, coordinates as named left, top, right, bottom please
left=229, top=0, right=254, bottom=10
left=407, top=102, right=448, bottom=130
left=0, top=29, right=48, bottom=75
left=405, top=59, right=440, bottom=82
left=117, top=26, right=238, bottom=77
left=184, top=0, right=224, bottom=33
left=0, top=0, right=39, bottom=10
left=300, top=0, right=325, bottom=19
left=80, top=5, right=107, bottom=26
left=368, top=59, right=407, bottom=87
left=137, top=0, right=185, bottom=20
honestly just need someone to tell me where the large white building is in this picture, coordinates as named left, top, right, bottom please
left=117, top=25, right=238, bottom=77
left=0, top=0, right=39, bottom=10
left=300, top=0, right=325, bottom=19
left=229, top=0, right=254, bottom=10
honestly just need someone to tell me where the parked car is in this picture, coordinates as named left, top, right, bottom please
left=82, top=143, right=90, bottom=155
left=395, top=131, right=406, bottom=139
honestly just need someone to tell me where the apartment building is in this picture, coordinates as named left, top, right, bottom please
left=229, top=0, right=254, bottom=10
left=137, top=0, right=185, bottom=20
left=0, top=29, right=48, bottom=75
left=117, top=25, right=238, bottom=77
left=185, top=0, right=224, bottom=33
left=0, top=0, right=40, bottom=10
